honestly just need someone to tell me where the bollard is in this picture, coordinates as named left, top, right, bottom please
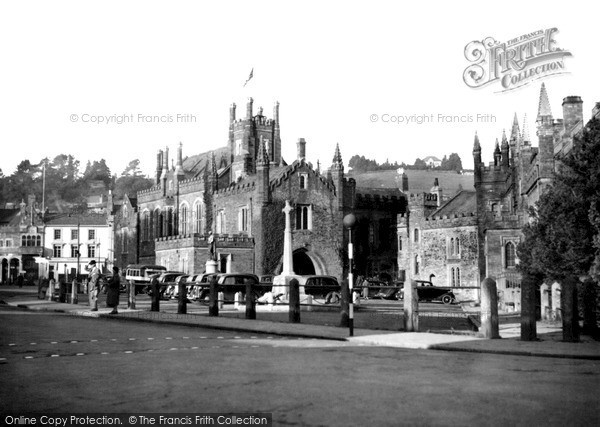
left=177, top=281, right=187, bottom=315
left=353, top=291, right=360, bottom=306
left=218, top=292, right=224, bottom=309
left=233, top=292, right=241, bottom=310
left=289, top=278, right=300, bottom=323
left=209, top=276, right=219, bottom=317
left=481, top=278, right=500, bottom=338
left=520, top=273, right=537, bottom=341
left=47, top=281, right=54, bottom=301
left=71, top=280, right=78, bottom=305
left=339, top=279, right=350, bottom=328
left=403, top=280, right=419, bottom=332
left=129, top=280, right=137, bottom=310
left=561, top=277, right=580, bottom=342
left=150, top=279, right=160, bottom=312
left=245, top=281, right=256, bottom=320
left=306, top=295, right=313, bottom=311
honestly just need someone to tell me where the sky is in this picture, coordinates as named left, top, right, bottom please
left=1, top=0, right=598, bottom=179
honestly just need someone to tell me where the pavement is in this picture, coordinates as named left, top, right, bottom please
left=2, top=286, right=600, bottom=360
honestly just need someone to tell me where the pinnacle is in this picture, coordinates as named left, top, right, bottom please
left=521, top=114, right=531, bottom=144
left=332, top=143, right=343, bottom=165
left=473, top=132, right=481, bottom=150
left=501, top=129, right=509, bottom=148
left=537, top=82, right=553, bottom=120
left=510, top=113, right=520, bottom=142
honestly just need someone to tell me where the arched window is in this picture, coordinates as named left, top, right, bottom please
left=414, top=228, right=419, bottom=243
left=450, top=237, right=455, bottom=255
left=451, top=267, right=455, bottom=286
left=36, top=235, right=41, bottom=246
left=505, top=241, right=516, bottom=268
left=455, top=237, right=460, bottom=255
left=193, top=202, right=203, bottom=234
left=456, top=267, right=461, bottom=286
left=142, top=211, right=150, bottom=241
left=414, top=255, right=420, bottom=275
left=180, top=204, right=188, bottom=235
left=21, top=236, right=26, bottom=246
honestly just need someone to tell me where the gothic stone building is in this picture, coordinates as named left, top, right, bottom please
left=398, top=84, right=598, bottom=308
left=133, top=98, right=403, bottom=280
left=0, top=196, right=44, bottom=284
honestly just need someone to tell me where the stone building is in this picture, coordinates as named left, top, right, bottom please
left=397, top=180, right=479, bottom=301
left=0, top=196, right=44, bottom=284
left=110, top=193, right=139, bottom=271
left=134, top=98, right=403, bottom=280
left=397, top=84, right=598, bottom=309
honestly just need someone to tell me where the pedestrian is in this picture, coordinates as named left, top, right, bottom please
left=87, top=260, right=101, bottom=311
left=17, top=274, right=24, bottom=288
left=106, top=266, right=120, bottom=314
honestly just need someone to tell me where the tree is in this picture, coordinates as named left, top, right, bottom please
left=413, top=158, right=427, bottom=169
left=112, top=175, right=154, bottom=200
left=518, top=117, right=600, bottom=282
left=121, top=159, right=144, bottom=177
left=82, top=159, right=112, bottom=187
left=446, top=153, right=463, bottom=172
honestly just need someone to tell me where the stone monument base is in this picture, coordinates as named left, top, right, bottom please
left=205, top=260, right=218, bottom=274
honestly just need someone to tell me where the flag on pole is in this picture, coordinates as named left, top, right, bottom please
left=243, top=68, right=254, bottom=87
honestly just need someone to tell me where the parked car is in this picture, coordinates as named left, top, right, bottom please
left=146, top=271, right=185, bottom=299
left=189, top=273, right=220, bottom=302
left=166, top=274, right=190, bottom=299
left=216, top=273, right=261, bottom=302
left=299, top=275, right=340, bottom=303
left=396, top=280, right=455, bottom=304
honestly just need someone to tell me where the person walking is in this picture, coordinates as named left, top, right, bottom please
left=87, top=260, right=101, bottom=311
left=106, top=267, right=120, bottom=314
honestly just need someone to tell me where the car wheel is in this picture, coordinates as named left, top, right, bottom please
left=442, top=294, right=453, bottom=305
left=396, top=291, right=404, bottom=301
left=325, top=291, right=340, bottom=304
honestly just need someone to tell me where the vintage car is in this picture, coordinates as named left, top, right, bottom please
left=396, top=280, right=455, bottom=304
left=299, top=275, right=341, bottom=303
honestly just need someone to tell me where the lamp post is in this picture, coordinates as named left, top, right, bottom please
left=343, top=213, right=357, bottom=337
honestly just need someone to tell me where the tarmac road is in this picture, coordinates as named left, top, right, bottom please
left=1, top=305, right=599, bottom=426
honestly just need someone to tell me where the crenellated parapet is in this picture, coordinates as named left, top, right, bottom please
left=269, top=159, right=334, bottom=193
left=214, top=180, right=256, bottom=197
left=355, top=192, right=403, bottom=211
left=154, top=233, right=254, bottom=251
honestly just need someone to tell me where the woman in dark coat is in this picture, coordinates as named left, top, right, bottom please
left=107, top=267, right=121, bottom=314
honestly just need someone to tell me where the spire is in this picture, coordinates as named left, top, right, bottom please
left=537, top=83, right=553, bottom=121
left=316, top=159, right=321, bottom=174
left=501, top=129, right=508, bottom=149
left=510, top=113, right=520, bottom=143
left=332, top=143, right=343, bottom=171
left=473, top=132, right=481, bottom=151
left=521, top=114, right=531, bottom=145
left=494, top=139, right=500, bottom=153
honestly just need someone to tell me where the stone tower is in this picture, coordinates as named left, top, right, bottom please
left=228, top=98, right=282, bottom=183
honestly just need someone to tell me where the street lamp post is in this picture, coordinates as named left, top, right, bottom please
left=343, top=213, right=357, bottom=337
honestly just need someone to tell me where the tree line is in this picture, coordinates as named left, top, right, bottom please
left=348, top=153, right=463, bottom=173
left=0, top=156, right=153, bottom=212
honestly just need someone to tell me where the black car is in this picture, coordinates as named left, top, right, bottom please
left=396, top=281, right=455, bottom=304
